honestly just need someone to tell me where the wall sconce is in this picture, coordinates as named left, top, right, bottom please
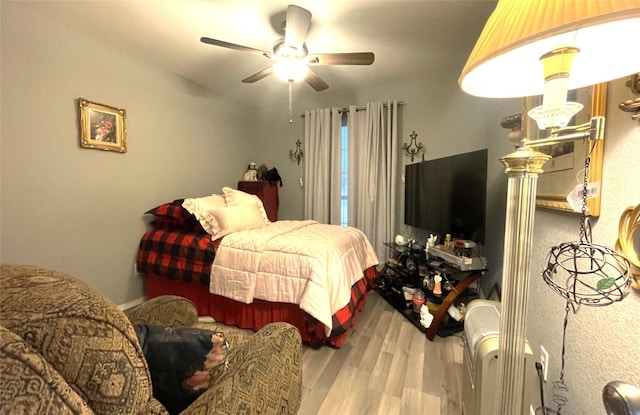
left=289, top=139, right=303, bottom=165
left=619, top=73, right=640, bottom=121
left=402, top=130, right=424, bottom=162
left=615, top=203, right=640, bottom=291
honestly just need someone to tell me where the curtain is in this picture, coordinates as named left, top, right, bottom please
left=348, top=100, right=399, bottom=262
left=303, top=107, right=342, bottom=223
left=303, top=100, right=399, bottom=263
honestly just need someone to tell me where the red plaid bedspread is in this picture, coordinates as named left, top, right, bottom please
left=136, top=229, right=219, bottom=286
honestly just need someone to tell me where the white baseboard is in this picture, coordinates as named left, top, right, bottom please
left=117, top=296, right=146, bottom=311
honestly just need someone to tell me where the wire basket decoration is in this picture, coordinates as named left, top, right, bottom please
left=539, top=142, right=631, bottom=415
left=542, top=145, right=632, bottom=307
left=542, top=232, right=631, bottom=307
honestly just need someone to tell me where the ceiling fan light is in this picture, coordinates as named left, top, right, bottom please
left=273, top=59, right=308, bottom=82
left=274, top=41, right=308, bottom=59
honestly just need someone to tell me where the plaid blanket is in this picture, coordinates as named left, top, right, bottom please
left=137, top=230, right=220, bottom=286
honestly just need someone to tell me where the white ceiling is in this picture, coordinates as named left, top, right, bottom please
left=27, top=0, right=498, bottom=108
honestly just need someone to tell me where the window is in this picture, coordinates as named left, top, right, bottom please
left=340, top=125, right=348, bottom=226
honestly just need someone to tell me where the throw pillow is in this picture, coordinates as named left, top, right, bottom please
left=222, top=187, right=270, bottom=224
left=182, top=194, right=227, bottom=218
left=202, top=204, right=267, bottom=239
left=133, top=324, right=229, bottom=415
left=146, top=199, right=206, bottom=233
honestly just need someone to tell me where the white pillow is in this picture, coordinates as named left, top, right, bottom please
left=203, top=204, right=267, bottom=239
left=182, top=194, right=227, bottom=230
left=182, top=195, right=227, bottom=217
left=222, top=187, right=270, bottom=224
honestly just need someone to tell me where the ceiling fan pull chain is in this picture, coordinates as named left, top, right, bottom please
left=289, top=81, right=294, bottom=123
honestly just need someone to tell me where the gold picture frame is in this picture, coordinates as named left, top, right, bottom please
left=523, top=83, right=607, bottom=217
left=78, top=98, right=127, bottom=153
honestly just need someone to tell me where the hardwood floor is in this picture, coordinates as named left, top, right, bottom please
left=299, top=290, right=465, bottom=415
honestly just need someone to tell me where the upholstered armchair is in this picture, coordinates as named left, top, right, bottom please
left=0, top=264, right=302, bottom=415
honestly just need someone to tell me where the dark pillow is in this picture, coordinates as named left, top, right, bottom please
left=146, top=199, right=206, bottom=233
left=134, top=324, right=229, bottom=415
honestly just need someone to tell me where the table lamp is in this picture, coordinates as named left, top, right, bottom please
left=458, top=1, right=640, bottom=413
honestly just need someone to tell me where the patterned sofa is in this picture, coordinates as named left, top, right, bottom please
left=0, top=264, right=302, bottom=415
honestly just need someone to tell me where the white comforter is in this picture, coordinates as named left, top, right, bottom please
left=210, top=220, right=379, bottom=335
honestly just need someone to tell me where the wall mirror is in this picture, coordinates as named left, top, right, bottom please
left=523, top=83, right=608, bottom=216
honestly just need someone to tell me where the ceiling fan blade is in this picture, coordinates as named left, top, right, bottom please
left=308, top=52, right=375, bottom=66
left=241, top=67, right=274, bottom=84
left=284, top=5, right=311, bottom=50
left=200, top=37, right=272, bottom=58
left=305, top=69, right=329, bottom=92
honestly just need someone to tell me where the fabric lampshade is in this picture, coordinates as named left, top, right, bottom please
left=459, top=0, right=640, bottom=98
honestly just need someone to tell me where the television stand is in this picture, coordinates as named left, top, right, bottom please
left=426, top=271, right=481, bottom=340
left=377, top=242, right=483, bottom=341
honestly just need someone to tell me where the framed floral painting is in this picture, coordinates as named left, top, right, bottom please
left=78, top=98, right=127, bottom=153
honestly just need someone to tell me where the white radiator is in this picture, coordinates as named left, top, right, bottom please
left=461, top=300, right=535, bottom=415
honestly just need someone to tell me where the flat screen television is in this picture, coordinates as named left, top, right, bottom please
left=404, top=149, right=488, bottom=244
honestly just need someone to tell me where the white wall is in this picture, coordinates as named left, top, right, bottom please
left=0, top=3, right=256, bottom=304
left=525, top=77, right=640, bottom=414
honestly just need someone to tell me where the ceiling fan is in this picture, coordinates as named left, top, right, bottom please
left=200, top=4, right=375, bottom=92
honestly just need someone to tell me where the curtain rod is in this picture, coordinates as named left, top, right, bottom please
left=300, top=101, right=405, bottom=117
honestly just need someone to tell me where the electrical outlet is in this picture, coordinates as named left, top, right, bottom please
left=133, top=262, right=138, bottom=276
left=540, top=345, right=549, bottom=382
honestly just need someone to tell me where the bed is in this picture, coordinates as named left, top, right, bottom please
left=136, top=190, right=379, bottom=348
